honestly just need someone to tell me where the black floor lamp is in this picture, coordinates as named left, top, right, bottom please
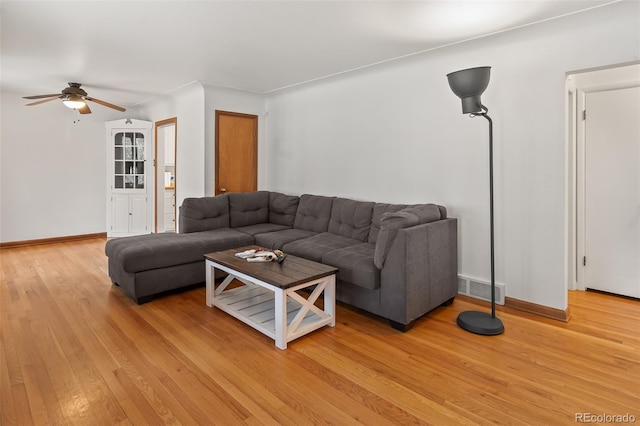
left=447, top=66, right=504, bottom=336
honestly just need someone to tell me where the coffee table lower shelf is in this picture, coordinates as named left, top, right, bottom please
left=215, top=283, right=332, bottom=344
left=205, top=256, right=336, bottom=350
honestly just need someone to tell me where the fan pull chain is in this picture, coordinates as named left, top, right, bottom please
left=73, top=108, right=80, bottom=123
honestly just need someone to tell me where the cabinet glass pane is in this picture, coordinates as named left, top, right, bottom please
left=136, top=146, right=144, bottom=160
left=115, top=146, right=123, bottom=160
left=125, top=147, right=134, bottom=160
left=115, top=176, right=124, bottom=188
left=125, top=161, right=134, bottom=174
left=135, top=162, right=144, bottom=174
left=136, top=176, right=145, bottom=189
left=115, top=133, right=123, bottom=146
left=115, top=161, right=124, bottom=174
left=125, top=176, right=134, bottom=188
left=124, top=133, right=133, bottom=145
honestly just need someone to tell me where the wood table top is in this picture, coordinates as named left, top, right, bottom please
left=204, top=246, right=338, bottom=289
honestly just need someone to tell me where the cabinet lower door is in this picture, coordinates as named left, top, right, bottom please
left=129, top=195, right=148, bottom=235
left=112, top=195, right=131, bottom=235
left=110, top=194, right=148, bottom=237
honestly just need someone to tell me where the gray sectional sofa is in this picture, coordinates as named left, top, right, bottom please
left=105, top=191, right=458, bottom=330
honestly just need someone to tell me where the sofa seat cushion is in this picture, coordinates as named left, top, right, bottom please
left=322, top=243, right=379, bottom=290
left=254, top=228, right=317, bottom=250
left=234, top=223, right=290, bottom=236
left=282, top=232, right=361, bottom=263
left=108, top=229, right=254, bottom=273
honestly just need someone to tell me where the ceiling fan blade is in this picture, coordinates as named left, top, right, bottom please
left=78, top=103, right=92, bottom=114
left=86, top=97, right=126, bottom=112
left=25, top=96, right=62, bottom=106
left=23, top=94, right=62, bottom=100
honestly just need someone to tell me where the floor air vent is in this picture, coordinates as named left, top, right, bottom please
left=457, top=275, right=505, bottom=305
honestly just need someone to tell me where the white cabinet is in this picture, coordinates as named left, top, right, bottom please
left=164, top=189, right=175, bottom=232
left=106, top=119, right=153, bottom=237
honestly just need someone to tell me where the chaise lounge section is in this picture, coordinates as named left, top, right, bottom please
left=105, top=191, right=458, bottom=330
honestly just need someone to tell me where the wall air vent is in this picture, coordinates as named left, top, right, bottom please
left=457, top=275, right=505, bottom=305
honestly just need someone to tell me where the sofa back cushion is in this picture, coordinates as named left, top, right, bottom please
left=328, top=198, right=374, bottom=241
left=373, top=203, right=443, bottom=268
left=179, top=195, right=230, bottom=233
left=228, top=191, right=270, bottom=228
left=293, top=194, right=335, bottom=233
left=269, top=192, right=299, bottom=227
left=368, top=203, right=409, bottom=243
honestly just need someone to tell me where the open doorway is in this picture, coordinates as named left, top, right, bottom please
left=566, top=62, right=640, bottom=298
left=154, top=118, right=177, bottom=233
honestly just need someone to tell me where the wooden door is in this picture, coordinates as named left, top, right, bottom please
left=215, top=110, right=258, bottom=195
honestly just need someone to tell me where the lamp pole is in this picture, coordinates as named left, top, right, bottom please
left=454, top=105, right=503, bottom=335
left=480, top=109, right=496, bottom=318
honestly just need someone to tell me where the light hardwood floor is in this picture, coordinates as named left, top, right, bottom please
left=1, top=238, right=638, bottom=425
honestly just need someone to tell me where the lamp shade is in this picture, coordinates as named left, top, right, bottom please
left=447, top=66, right=491, bottom=114
left=62, top=94, right=86, bottom=109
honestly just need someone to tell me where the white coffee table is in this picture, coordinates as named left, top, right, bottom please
left=205, top=246, right=337, bottom=349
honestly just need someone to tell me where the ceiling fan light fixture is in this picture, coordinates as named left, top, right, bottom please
left=62, top=95, right=86, bottom=109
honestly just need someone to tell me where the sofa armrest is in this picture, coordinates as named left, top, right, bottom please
left=379, top=218, right=458, bottom=324
left=374, top=204, right=442, bottom=268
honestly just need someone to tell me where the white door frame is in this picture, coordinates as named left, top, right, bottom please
left=566, top=62, right=640, bottom=292
left=154, top=118, right=177, bottom=233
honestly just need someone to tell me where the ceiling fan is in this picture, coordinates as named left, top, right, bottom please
left=23, top=82, right=126, bottom=114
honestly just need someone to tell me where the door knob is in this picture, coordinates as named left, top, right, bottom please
left=220, top=188, right=227, bottom=193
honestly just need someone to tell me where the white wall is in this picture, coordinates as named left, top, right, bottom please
left=164, top=125, right=175, bottom=164
left=202, top=84, right=266, bottom=195
left=0, top=89, right=128, bottom=242
left=264, top=1, right=640, bottom=310
left=136, top=82, right=206, bottom=217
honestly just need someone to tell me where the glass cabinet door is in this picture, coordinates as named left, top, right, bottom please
left=114, top=132, right=145, bottom=189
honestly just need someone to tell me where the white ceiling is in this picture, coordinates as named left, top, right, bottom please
left=1, top=0, right=618, bottom=110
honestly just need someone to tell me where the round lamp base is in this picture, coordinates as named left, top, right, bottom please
left=457, top=310, right=504, bottom=335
